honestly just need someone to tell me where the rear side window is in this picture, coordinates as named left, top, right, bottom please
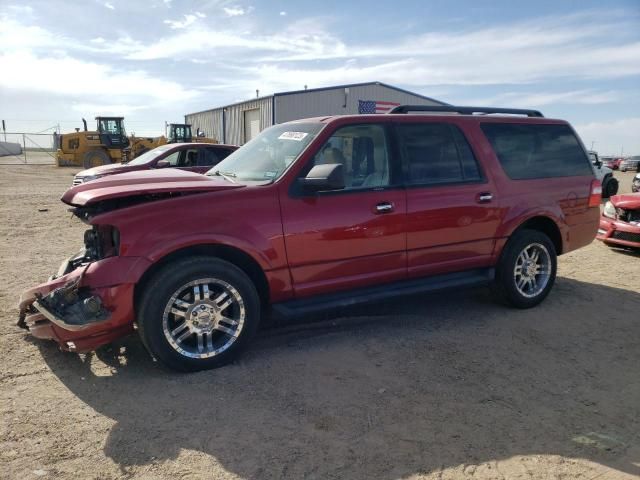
left=396, top=123, right=482, bottom=185
left=480, top=123, right=592, bottom=179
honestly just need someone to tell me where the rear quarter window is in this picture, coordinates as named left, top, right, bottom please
left=480, top=123, right=593, bottom=179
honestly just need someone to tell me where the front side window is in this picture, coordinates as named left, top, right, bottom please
left=397, top=123, right=482, bottom=185
left=309, top=124, right=391, bottom=189
left=162, top=151, right=181, bottom=167
left=481, top=123, right=593, bottom=179
left=206, top=122, right=324, bottom=182
left=181, top=149, right=199, bottom=167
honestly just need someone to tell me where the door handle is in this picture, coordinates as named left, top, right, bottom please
left=476, top=192, right=493, bottom=203
left=375, top=202, right=394, bottom=214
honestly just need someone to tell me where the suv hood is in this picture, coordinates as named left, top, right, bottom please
left=62, top=168, right=243, bottom=207
left=610, top=193, right=640, bottom=210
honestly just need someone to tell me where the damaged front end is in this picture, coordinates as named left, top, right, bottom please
left=18, top=218, right=145, bottom=352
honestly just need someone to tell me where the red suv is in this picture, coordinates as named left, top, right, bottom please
left=19, top=106, right=601, bottom=371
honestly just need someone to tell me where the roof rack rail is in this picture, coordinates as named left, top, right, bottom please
left=387, top=105, right=544, bottom=117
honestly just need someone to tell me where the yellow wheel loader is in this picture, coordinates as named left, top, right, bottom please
left=56, top=117, right=130, bottom=168
left=128, top=124, right=217, bottom=156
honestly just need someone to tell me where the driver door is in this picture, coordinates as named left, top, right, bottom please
left=279, top=123, right=407, bottom=298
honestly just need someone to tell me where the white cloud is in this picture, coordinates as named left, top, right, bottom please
left=164, top=14, right=198, bottom=29
left=8, top=5, right=34, bottom=15
left=280, top=11, right=287, bottom=16
left=223, top=6, right=251, bottom=17
left=195, top=11, right=206, bottom=18
left=104, top=2, right=115, bottom=10
left=0, top=50, right=198, bottom=103
left=91, top=37, right=106, bottom=44
left=71, top=103, right=149, bottom=116
left=575, top=118, right=640, bottom=156
left=461, top=89, right=621, bottom=108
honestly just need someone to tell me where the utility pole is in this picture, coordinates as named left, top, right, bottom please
left=590, top=140, right=596, bottom=151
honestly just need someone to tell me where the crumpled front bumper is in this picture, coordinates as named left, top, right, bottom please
left=597, top=216, right=640, bottom=249
left=18, top=255, right=150, bottom=352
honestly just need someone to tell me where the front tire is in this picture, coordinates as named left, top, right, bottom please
left=602, top=176, right=619, bottom=198
left=491, top=229, right=557, bottom=309
left=137, top=256, right=260, bottom=372
left=83, top=149, right=111, bottom=168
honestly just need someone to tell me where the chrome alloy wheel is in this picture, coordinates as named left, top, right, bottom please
left=162, top=278, right=246, bottom=359
left=513, top=243, right=552, bottom=298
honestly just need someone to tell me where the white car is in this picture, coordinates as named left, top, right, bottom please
left=620, top=156, right=640, bottom=172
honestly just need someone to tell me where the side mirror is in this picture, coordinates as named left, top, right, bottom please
left=299, top=163, right=345, bottom=192
left=156, top=160, right=170, bottom=168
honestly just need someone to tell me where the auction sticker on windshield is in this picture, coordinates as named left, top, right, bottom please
left=278, top=131, right=308, bottom=141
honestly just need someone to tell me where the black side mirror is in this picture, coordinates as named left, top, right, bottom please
left=156, top=160, right=170, bottom=168
left=299, top=164, right=345, bottom=192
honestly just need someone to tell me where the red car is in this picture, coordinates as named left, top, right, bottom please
left=597, top=193, right=640, bottom=249
left=19, top=105, right=601, bottom=371
left=602, top=157, right=623, bottom=170
left=72, top=143, right=238, bottom=186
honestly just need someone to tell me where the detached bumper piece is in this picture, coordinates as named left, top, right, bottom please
left=32, top=279, right=110, bottom=331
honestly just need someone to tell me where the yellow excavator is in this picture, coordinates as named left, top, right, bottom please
left=56, top=118, right=217, bottom=168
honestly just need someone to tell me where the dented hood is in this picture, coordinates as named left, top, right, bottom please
left=62, top=168, right=243, bottom=207
left=610, top=193, right=640, bottom=210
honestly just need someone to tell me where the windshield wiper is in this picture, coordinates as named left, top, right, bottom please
left=209, top=170, right=238, bottom=183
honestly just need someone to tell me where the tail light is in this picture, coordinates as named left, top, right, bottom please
left=588, top=179, right=602, bottom=207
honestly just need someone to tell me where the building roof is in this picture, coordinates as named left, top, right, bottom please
left=185, top=81, right=446, bottom=116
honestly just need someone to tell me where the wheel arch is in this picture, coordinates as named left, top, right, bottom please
left=511, top=216, right=563, bottom=255
left=134, top=243, right=270, bottom=312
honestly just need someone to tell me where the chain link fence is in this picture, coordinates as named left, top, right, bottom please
left=0, top=133, right=58, bottom=165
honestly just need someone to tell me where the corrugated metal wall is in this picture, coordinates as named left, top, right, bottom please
left=274, top=84, right=442, bottom=123
left=223, top=97, right=273, bottom=145
left=185, top=97, right=273, bottom=145
left=184, top=109, right=224, bottom=142
left=185, top=84, right=444, bottom=146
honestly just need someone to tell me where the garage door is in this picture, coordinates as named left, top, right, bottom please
left=243, top=109, right=261, bottom=143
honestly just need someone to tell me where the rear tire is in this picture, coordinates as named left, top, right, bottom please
left=491, top=229, right=557, bottom=309
left=83, top=149, right=111, bottom=169
left=137, top=256, right=260, bottom=372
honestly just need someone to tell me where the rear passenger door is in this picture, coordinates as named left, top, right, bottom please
left=395, top=121, right=502, bottom=278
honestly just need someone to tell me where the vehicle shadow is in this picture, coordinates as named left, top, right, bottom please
left=33, top=277, right=640, bottom=479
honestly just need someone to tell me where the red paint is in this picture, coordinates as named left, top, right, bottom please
left=21, top=113, right=601, bottom=352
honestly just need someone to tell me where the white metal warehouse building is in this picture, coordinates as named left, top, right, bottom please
left=185, top=81, right=445, bottom=145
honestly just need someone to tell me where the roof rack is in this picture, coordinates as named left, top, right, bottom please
left=387, top=105, right=544, bottom=117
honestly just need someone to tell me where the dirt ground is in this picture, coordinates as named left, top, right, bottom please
left=1, top=166, right=639, bottom=480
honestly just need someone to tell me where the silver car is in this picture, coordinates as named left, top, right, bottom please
left=620, top=156, right=640, bottom=172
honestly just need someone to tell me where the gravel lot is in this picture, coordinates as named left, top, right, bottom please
left=1, top=166, right=639, bottom=480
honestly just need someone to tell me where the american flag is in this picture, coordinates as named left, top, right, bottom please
left=358, top=100, right=401, bottom=114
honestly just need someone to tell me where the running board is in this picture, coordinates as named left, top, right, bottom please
left=271, top=268, right=495, bottom=320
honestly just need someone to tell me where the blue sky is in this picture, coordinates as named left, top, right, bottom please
left=0, top=0, right=639, bottom=154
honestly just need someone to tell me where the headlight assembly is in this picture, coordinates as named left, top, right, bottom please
left=603, top=201, right=617, bottom=219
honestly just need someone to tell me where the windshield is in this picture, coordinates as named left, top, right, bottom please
left=206, top=122, right=324, bottom=181
left=126, top=144, right=175, bottom=165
